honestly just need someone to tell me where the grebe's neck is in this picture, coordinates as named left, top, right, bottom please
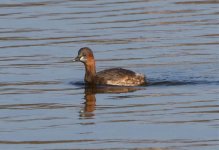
left=84, top=60, right=96, bottom=84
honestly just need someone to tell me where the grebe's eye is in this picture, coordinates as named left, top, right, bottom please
left=82, top=53, right=86, bottom=57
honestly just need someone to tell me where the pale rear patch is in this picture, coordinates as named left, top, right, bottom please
left=106, top=72, right=146, bottom=86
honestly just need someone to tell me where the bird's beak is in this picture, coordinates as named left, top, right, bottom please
left=73, top=56, right=80, bottom=62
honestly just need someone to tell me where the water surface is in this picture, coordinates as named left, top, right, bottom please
left=0, top=0, right=218, bottom=149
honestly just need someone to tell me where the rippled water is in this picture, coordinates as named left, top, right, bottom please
left=0, top=0, right=219, bottom=149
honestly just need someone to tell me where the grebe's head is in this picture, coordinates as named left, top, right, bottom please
left=73, top=47, right=94, bottom=63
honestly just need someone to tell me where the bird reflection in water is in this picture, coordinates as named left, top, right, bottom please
left=79, top=84, right=143, bottom=118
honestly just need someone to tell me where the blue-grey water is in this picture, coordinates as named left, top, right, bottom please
left=0, top=0, right=218, bottom=150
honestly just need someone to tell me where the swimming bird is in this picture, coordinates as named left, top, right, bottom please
left=73, top=47, right=146, bottom=86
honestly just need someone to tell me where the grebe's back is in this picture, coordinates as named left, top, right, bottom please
left=96, top=68, right=146, bottom=86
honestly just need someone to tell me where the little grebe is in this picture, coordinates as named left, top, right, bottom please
left=73, top=47, right=146, bottom=86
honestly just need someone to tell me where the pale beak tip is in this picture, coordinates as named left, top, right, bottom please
left=73, top=56, right=80, bottom=62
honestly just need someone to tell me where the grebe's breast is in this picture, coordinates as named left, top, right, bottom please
left=95, top=68, right=146, bottom=86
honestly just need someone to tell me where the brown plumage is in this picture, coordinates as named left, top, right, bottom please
left=73, top=47, right=146, bottom=86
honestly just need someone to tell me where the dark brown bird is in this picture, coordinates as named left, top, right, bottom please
left=73, top=47, right=146, bottom=86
